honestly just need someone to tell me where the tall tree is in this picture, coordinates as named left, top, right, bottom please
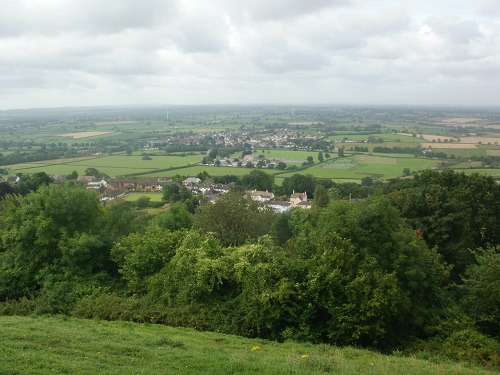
left=239, top=169, right=274, bottom=191
left=388, top=170, right=500, bottom=280
left=282, top=174, right=316, bottom=198
left=317, top=151, right=324, bottom=163
left=0, top=184, right=105, bottom=301
left=193, top=192, right=275, bottom=247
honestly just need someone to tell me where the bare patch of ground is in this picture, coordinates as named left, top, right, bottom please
left=56, top=131, right=114, bottom=139
left=420, top=143, right=478, bottom=149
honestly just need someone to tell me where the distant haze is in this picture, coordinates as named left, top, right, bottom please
left=1, top=0, right=499, bottom=110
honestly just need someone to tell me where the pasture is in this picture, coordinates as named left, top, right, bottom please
left=2, top=105, right=500, bottom=182
left=291, top=155, right=437, bottom=181
left=1, top=316, right=492, bottom=375
left=123, top=192, right=164, bottom=202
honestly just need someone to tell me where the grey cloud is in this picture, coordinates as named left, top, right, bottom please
left=255, top=49, right=329, bottom=74
left=0, top=0, right=177, bottom=37
left=217, top=0, right=350, bottom=22
left=478, top=0, right=500, bottom=17
left=170, top=10, right=230, bottom=53
left=425, top=17, right=482, bottom=44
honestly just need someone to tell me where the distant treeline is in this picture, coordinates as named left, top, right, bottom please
left=0, top=149, right=79, bottom=166
left=372, top=146, right=419, bottom=154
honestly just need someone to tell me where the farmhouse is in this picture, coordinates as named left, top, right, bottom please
left=264, top=201, right=292, bottom=213
left=290, top=191, right=308, bottom=206
left=246, top=190, right=274, bottom=202
left=183, top=177, right=201, bottom=185
left=113, top=178, right=166, bottom=191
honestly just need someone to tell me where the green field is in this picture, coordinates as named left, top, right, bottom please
left=5, top=154, right=203, bottom=177
left=275, top=155, right=437, bottom=181
left=123, top=192, right=164, bottom=202
left=0, top=316, right=493, bottom=375
left=2, top=106, right=500, bottom=182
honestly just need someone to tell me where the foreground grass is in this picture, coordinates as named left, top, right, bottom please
left=0, top=316, right=495, bottom=375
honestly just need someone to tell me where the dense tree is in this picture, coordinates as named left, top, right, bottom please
left=0, top=184, right=106, bottom=301
left=151, top=203, right=192, bottom=231
left=239, top=169, right=274, bottom=192
left=193, top=192, right=275, bottom=247
left=84, top=167, right=100, bottom=177
left=0, top=182, right=14, bottom=200
left=111, top=227, right=187, bottom=294
left=135, top=196, right=151, bottom=208
left=66, top=170, right=78, bottom=180
left=17, top=172, right=54, bottom=195
left=286, top=197, right=449, bottom=346
left=461, top=246, right=500, bottom=337
left=388, top=170, right=500, bottom=280
left=360, top=176, right=374, bottom=187
left=162, top=183, right=180, bottom=202
left=318, top=151, right=324, bottom=163
left=282, top=174, right=315, bottom=198
left=313, top=185, right=329, bottom=207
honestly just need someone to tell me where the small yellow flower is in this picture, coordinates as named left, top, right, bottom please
left=251, top=345, right=261, bottom=351
left=301, top=354, right=309, bottom=359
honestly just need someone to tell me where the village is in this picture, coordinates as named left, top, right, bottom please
left=0, top=172, right=312, bottom=212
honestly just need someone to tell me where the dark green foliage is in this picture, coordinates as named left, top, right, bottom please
left=147, top=231, right=230, bottom=306
left=17, top=172, right=54, bottom=195
left=0, top=184, right=111, bottom=303
left=461, top=246, right=500, bottom=337
left=162, top=183, right=180, bottom=202
left=283, top=197, right=449, bottom=347
left=193, top=192, right=275, bottom=247
left=135, top=196, right=150, bottom=208
left=84, top=167, right=100, bottom=177
left=239, top=169, right=274, bottom=191
left=282, top=174, right=316, bottom=197
left=111, top=228, right=188, bottom=294
left=151, top=203, right=192, bottom=231
left=270, top=211, right=294, bottom=245
left=101, top=201, right=149, bottom=243
left=313, top=185, right=329, bottom=207
left=410, top=328, right=500, bottom=367
left=388, top=170, right=500, bottom=280
left=277, top=161, right=287, bottom=170
left=0, top=181, right=14, bottom=200
left=66, top=170, right=78, bottom=180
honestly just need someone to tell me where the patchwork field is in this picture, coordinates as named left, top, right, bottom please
left=56, top=132, right=115, bottom=139
left=420, top=143, right=479, bottom=149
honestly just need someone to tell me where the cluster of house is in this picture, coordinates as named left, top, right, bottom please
left=145, top=127, right=326, bottom=151
left=2, top=173, right=313, bottom=210
left=246, top=189, right=312, bottom=212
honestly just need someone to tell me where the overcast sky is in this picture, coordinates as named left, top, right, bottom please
left=1, top=0, right=499, bottom=110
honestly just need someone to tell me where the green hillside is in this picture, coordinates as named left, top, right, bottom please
left=0, top=316, right=494, bottom=375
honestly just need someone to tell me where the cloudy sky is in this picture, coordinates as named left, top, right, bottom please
left=1, top=0, right=499, bottom=109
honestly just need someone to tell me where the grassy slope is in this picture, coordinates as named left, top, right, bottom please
left=0, top=316, right=495, bottom=375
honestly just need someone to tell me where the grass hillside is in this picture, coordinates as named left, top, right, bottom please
left=0, top=316, right=495, bottom=375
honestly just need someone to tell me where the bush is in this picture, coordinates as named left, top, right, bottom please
left=410, top=329, right=500, bottom=367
